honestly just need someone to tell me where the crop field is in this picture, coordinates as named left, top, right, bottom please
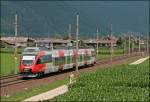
left=49, top=59, right=149, bottom=101
left=0, top=47, right=23, bottom=76
left=96, top=47, right=124, bottom=59
left=0, top=52, right=20, bottom=76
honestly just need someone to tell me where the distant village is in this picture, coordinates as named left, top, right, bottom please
left=0, top=36, right=121, bottom=48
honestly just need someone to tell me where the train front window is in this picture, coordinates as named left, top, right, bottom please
left=22, top=60, right=34, bottom=66
left=22, top=55, right=35, bottom=66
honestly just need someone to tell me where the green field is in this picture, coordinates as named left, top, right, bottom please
left=0, top=53, right=20, bottom=76
left=1, top=48, right=23, bottom=53
left=96, top=47, right=124, bottom=59
left=1, top=78, right=69, bottom=102
left=49, top=59, right=149, bottom=101
left=0, top=47, right=23, bottom=76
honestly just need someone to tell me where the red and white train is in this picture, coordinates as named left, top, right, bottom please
left=19, top=47, right=96, bottom=78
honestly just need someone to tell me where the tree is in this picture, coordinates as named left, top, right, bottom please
left=117, top=37, right=123, bottom=46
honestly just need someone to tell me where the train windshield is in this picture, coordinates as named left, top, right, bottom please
left=22, top=56, right=35, bottom=66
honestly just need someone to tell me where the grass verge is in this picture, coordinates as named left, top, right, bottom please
left=1, top=78, right=69, bottom=102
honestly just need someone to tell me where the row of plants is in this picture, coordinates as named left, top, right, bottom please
left=0, top=48, right=24, bottom=54
left=48, top=60, right=149, bottom=101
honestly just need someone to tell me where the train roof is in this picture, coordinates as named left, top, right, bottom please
left=22, top=46, right=95, bottom=55
left=22, top=47, right=49, bottom=55
left=54, top=45, right=94, bottom=50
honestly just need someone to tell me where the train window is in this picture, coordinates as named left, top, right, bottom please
left=72, top=56, right=76, bottom=63
left=23, top=60, right=34, bottom=66
left=66, top=56, right=72, bottom=64
left=55, top=57, right=59, bottom=66
left=54, top=57, right=66, bottom=65
left=22, top=55, right=35, bottom=66
left=36, top=59, right=41, bottom=64
left=71, top=55, right=82, bottom=63
left=78, top=55, right=81, bottom=62
left=38, top=55, right=52, bottom=64
left=92, top=51, right=96, bottom=57
left=61, top=57, right=66, bottom=65
left=84, top=55, right=90, bottom=61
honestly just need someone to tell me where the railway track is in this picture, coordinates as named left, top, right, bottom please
left=0, top=53, right=146, bottom=89
left=0, top=74, right=29, bottom=87
left=0, top=74, right=18, bottom=80
left=0, top=79, right=27, bottom=87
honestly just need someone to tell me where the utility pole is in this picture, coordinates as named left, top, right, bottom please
left=138, top=33, right=141, bottom=53
left=132, top=36, right=135, bottom=53
left=128, top=31, right=131, bottom=56
left=110, top=24, right=113, bottom=63
left=96, top=27, right=99, bottom=57
left=123, top=34, right=126, bottom=55
left=75, top=13, right=79, bottom=75
left=50, top=42, right=53, bottom=50
left=35, top=39, right=38, bottom=47
left=147, top=33, right=149, bottom=53
left=68, top=24, right=71, bottom=40
left=14, top=14, right=18, bottom=74
left=131, top=33, right=134, bottom=53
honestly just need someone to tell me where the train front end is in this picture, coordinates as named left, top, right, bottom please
left=19, top=47, right=42, bottom=78
left=19, top=55, right=37, bottom=78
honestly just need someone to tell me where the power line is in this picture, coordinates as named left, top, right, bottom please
left=62, top=1, right=110, bottom=35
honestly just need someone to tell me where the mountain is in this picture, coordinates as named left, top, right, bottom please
left=1, top=1, right=149, bottom=38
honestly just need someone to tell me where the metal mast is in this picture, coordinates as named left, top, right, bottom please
left=138, top=33, right=141, bottom=53
left=14, top=14, right=18, bottom=74
left=76, top=13, right=79, bottom=75
left=96, top=27, right=99, bottom=57
left=110, top=24, right=113, bottom=62
left=131, top=33, right=134, bottom=53
left=68, top=24, right=71, bottom=40
left=123, top=33, right=126, bottom=55
left=128, top=31, right=131, bottom=55
left=147, top=33, right=149, bottom=53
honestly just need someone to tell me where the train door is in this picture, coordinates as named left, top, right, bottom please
left=35, top=56, right=45, bottom=74
left=43, top=54, right=53, bottom=74
left=36, top=54, right=53, bottom=74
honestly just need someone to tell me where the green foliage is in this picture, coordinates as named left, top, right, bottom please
left=49, top=60, right=149, bottom=101
left=117, top=37, right=124, bottom=46
left=0, top=53, right=20, bottom=75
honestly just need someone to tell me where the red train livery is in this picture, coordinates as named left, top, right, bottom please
left=19, top=47, right=96, bottom=78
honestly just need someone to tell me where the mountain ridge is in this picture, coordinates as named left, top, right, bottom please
left=1, top=1, right=149, bottom=38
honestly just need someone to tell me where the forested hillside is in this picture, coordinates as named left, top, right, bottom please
left=1, top=1, right=148, bottom=38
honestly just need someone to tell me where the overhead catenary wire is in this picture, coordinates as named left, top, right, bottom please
left=62, top=1, right=111, bottom=36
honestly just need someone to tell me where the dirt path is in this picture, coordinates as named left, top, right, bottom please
left=130, top=56, right=149, bottom=65
left=23, top=85, right=68, bottom=102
